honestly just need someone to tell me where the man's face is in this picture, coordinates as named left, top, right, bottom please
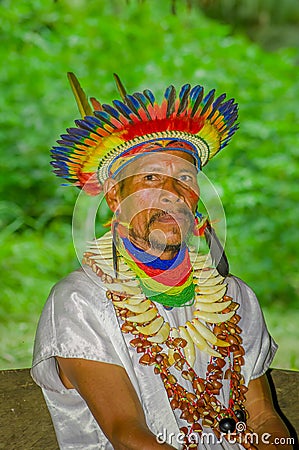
left=107, top=150, right=200, bottom=257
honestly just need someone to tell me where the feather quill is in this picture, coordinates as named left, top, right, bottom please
left=67, top=72, right=93, bottom=118
left=113, top=73, right=127, bottom=101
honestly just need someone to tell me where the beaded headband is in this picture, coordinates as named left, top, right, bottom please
left=51, top=73, right=239, bottom=195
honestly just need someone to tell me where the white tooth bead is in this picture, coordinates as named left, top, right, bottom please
left=193, top=310, right=235, bottom=323
left=195, top=283, right=227, bottom=295
left=178, top=326, right=196, bottom=367
left=168, top=348, right=176, bottom=366
left=194, top=292, right=227, bottom=304
left=192, top=319, right=217, bottom=345
left=195, top=276, right=224, bottom=286
left=123, top=295, right=147, bottom=305
left=136, top=316, right=164, bottom=335
left=108, top=283, right=142, bottom=296
left=124, top=300, right=152, bottom=313
left=170, top=328, right=180, bottom=339
left=127, top=307, right=158, bottom=324
left=185, top=321, right=207, bottom=351
left=193, top=269, right=220, bottom=279
left=148, top=322, right=170, bottom=343
left=194, top=300, right=231, bottom=313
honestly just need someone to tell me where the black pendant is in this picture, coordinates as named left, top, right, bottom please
left=219, top=417, right=236, bottom=433
left=234, top=408, right=246, bottom=423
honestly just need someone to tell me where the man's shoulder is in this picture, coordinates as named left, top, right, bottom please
left=225, top=274, right=264, bottom=319
left=226, top=274, right=256, bottom=295
left=56, top=264, right=102, bottom=286
left=49, top=265, right=107, bottom=306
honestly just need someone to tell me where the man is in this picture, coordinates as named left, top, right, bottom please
left=32, top=74, right=292, bottom=449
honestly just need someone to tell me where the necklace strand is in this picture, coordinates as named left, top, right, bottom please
left=83, top=232, right=257, bottom=449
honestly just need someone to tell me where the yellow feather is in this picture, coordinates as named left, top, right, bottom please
left=113, top=73, right=127, bottom=101
left=67, top=72, right=93, bottom=118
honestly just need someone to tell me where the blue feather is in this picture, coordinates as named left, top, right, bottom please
left=143, top=89, right=156, bottom=105
left=177, top=84, right=191, bottom=115
left=189, top=85, right=204, bottom=117
left=102, top=104, right=121, bottom=120
left=60, top=134, right=82, bottom=143
left=219, top=99, right=234, bottom=115
left=67, top=127, right=90, bottom=138
left=84, top=116, right=107, bottom=128
left=56, top=139, right=77, bottom=148
left=207, top=93, right=227, bottom=120
left=132, top=92, right=151, bottom=120
left=179, top=84, right=191, bottom=100
left=164, top=85, right=176, bottom=117
left=112, top=99, right=135, bottom=121
left=90, top=111, right=116, bottom=129
left=200, top=89, right=215, bottom=116
left=124, top=94, right=142, bottom=119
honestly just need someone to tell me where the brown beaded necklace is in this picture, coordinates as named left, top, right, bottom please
left=83, top=233, right=257, bottom=450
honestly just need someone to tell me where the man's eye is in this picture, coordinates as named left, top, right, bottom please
left=179, top=174, right=193, bottom=183
left=144, top=174, right=158, bottom=181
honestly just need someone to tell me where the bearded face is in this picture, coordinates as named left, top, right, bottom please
left=105, top=150, right=200, bottom=259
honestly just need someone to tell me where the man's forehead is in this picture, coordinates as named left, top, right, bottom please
left=123, top=150, right=198, bottom=175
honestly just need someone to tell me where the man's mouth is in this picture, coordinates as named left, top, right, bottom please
left=149, top=211, right=189, bottom=226
left=155, top=213, right=184, bottom=224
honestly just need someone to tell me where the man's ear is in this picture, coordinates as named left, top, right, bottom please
left=104, top=178, right=121, bottom=213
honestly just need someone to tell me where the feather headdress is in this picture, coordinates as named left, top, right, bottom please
left=51, top=73, right=239, bottom=195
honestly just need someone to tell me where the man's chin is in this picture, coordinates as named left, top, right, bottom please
left=149, top=225, right=189, bottom=246
left=149, top=231, right=186, bottom=253
left=150, top=239, right=182, bottom=254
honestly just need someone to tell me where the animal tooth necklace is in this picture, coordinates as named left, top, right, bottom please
left=83, top=232, right=257, bottom=449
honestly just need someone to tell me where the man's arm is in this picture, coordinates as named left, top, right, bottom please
left=246, top=374, right=293, bottom=449
left=56, top=357, right=175, bottom=450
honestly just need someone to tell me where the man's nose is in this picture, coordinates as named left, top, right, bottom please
left=159, top=177, right=183, bottom=204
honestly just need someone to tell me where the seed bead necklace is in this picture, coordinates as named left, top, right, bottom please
left=83, top=232, right=257, bottom=450
left=117, top=232, right=196, bottom=308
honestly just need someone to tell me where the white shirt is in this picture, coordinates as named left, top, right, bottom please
left=31, top=265, right=277, bottom=449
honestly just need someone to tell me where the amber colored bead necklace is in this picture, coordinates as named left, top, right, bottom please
left=83, top=232, right=257, bottom=449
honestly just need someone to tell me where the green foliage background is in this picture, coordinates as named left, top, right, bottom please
left=0, top=0, right=298, bottom=369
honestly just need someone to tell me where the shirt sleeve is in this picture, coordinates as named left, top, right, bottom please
left=226, top=276, right=278, bottom=382
left=31, top=267, right=125, bottom=393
